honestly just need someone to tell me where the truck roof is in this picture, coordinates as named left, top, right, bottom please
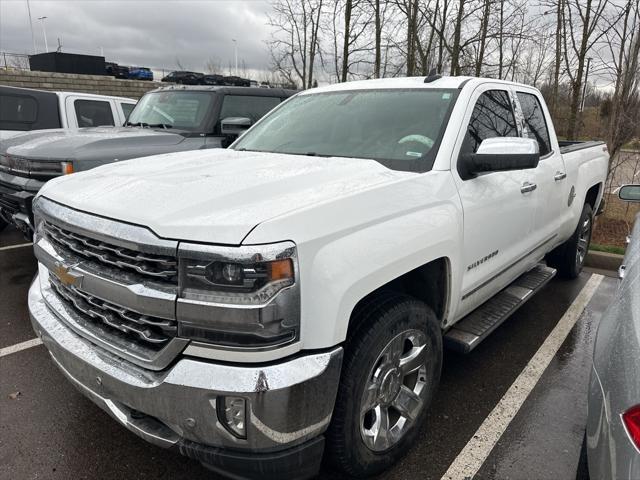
left=0, top=85, right=136, bottom=102
left=306, top=75, right=537, bottom=94
left=149, top=84, right=297, bottom=98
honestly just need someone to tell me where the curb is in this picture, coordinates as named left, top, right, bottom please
left=585, top=250, right=624, bottom=271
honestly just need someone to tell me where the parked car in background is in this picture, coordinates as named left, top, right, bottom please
left=105, top=62, right=129, bottom=79
left=128, top=67, right=153, bottom=81
left=223, top=75, right=251, bottom=87
left=202, top=74, right=225, bottom=86
left=27, top=76, right=607, bottom=479
left=587, top=183, right=640, bottom=480
left=0, top=86, right=136, bottom=141
left=161, top=70, right=204, bottom=85
left=0, top=85, right=295, bottom=234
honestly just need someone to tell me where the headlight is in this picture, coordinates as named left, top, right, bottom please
left=0, top=154, right=73, bottom=178
left=177, top=241, right=300, bottom=349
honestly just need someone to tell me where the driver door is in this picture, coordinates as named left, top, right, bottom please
left=452, top=86, right=540, bottom=319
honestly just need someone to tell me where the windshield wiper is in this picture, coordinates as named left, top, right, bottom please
left=146, top=123, right=173, bottom=129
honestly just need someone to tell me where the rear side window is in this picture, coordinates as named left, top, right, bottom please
left=0, top=94, right=38, bottom=125
left=462, top=90, right=518, bottom=154
left=517, top=92, right=551, bottom=156
left=74, top=100, right=115, bottom=127
left=121, top=102, right=135, bottom=120
left=218, top=95, right=281, bottom=128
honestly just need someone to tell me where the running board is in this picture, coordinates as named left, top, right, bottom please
left=444, top=264, right=557, bottom=353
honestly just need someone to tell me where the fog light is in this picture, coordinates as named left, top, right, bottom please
left=219, top=396, right=247, bottom=439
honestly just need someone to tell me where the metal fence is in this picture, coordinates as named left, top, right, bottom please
left=0, top=52, right=30, bottom=70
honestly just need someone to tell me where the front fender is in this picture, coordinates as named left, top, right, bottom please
left=245, top=171, right=463, bottom=349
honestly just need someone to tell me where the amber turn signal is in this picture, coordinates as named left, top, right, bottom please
left=61, top=162, right=74, bottom=175
left=268, top=258, right=294, bottom=281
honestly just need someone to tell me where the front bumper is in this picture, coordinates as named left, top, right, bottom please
left=29, top=277, right=343, bottom=479
left=0, top=171, right=43, bottom=233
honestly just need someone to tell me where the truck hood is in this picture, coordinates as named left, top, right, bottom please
left=3, top=127, right=187, bottom=161
left=39, top=149, right=412, bottom=245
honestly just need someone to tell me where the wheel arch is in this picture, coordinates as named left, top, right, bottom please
left=584, top=182, right=603, bottom=214
left=346, top=257, right=450, bottom=340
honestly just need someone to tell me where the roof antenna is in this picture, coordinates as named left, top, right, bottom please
left=424, top=68, right=442, bottom=83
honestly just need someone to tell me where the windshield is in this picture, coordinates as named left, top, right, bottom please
left=233, top=88, right=458, bottom=172
left=126, top=91, right=215, bottom=132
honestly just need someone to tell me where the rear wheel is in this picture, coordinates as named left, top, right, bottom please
left=547, top=203, right=593, bottom=279
left=326, top=292, right=442, bottom=477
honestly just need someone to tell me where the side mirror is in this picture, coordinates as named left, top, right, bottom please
left=221, top=117, right=252, bottom=137
left=461, top=137, right=540, bottom=179
left=619, top=184, right=640, bottom=202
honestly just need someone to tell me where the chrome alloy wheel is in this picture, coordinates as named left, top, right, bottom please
left=576, top=216, right=591, bottom=267
left=359, top=329, right=428, bottom=452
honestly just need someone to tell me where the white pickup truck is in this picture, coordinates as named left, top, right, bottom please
left=28, top=76, right=608, bottom=479
left=0, top=86, right=136, bottom=141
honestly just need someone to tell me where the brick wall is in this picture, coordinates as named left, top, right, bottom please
left=0, top=69, right=166, bottom=99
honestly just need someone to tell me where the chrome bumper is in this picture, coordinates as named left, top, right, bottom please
left=29, top=276, right=343, bottom=455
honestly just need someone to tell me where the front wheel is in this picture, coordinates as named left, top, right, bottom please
left=325, top=292, right=442, bottom=477
left=547, top=203, right=593, bottom=279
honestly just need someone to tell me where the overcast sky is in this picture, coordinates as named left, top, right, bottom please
left=0, top=0, right=273, bottom=76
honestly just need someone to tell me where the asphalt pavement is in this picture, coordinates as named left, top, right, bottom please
left=0, top=224, right=617, bottom=480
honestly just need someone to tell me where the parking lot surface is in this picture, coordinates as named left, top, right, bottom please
left=1, top=225, right=616, bottom=480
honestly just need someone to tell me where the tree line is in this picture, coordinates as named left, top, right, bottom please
left=267, top=0, right=640, bottom=158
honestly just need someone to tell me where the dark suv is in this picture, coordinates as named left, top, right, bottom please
left=0, top=86, right=296, bottom=234
left=161, top=71, right=204, bottom=85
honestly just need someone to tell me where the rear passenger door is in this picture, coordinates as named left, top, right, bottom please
left=452, top=86, right=541, bottom=318
left=514, top=90, right=568, bottom=243
left=65, top=96, right=117, bottom=128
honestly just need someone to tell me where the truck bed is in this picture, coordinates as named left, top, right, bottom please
left=558, top=140, right=605, bottom=154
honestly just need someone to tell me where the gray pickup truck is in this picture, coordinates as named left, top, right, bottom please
left=0, top=85, right=295, bottom=235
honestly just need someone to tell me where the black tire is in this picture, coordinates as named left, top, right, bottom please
left=547, top=203, right=593, bottom=279
left=325, top=291, right=442, bottom=477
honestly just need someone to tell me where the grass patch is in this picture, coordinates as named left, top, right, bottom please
left=590, top=243, right=626, bottom=255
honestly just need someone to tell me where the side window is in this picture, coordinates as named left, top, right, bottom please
left=517, top=92, right=551, bottom=156
left=0, top=94, right=39, bottom=131
left=74, top=100, right=115, bottom=127
left=121, top=102, right=135, bottom=120
left=218, top=95, right=281, bottom=130
left=462, top=90, right=518, bottom=154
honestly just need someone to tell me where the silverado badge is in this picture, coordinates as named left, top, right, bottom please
left=53, top=262, right=83, bottom=288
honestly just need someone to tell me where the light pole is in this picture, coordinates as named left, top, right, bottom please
left=26, top=0, right=36, bottom=53
left=37, top=16, right=48, bottom=53
left=232, top=38, right=238, bottom=75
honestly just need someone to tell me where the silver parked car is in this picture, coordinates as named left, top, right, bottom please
left=587, top=184, right=640, bottom=479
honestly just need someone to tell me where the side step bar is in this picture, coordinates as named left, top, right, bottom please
left=444, top=264, right=557, bottom=353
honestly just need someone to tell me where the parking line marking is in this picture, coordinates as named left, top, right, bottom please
left=441, top=273, right=604, bottom=480
left=0, top=338, right=43, bottom=357
left=0, top=242, right=33, bottom=251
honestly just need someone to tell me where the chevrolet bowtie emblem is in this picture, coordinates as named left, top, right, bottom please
left=53, top=262, right=83, bottom=288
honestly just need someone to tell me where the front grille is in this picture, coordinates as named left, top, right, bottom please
left=43, top=222, right=178, bottom=281
left=49, top=275, right=177, bottom=346
left=0, top=195, right=19, bottom=215
left=0, top=184, right=21, bottom=216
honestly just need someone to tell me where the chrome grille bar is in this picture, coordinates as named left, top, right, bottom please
left=44, top=222, right=178, bottom=280
left=50, top=276, right=176, bottom=345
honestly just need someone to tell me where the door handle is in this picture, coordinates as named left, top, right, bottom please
left=618, top=264, right=626, bottom=280
left=554, top=171, right=567, bottom=181
left=521, top=182, right=537, bottom=194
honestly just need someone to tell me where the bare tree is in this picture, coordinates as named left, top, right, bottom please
left=562, top=0, right=616, bottom=138
left=267, top=0, right=325, bottom=89
left=602, top=0, right=640, bottom=159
